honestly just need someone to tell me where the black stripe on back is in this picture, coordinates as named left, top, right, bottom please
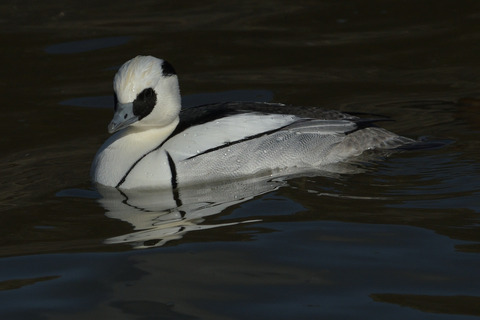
left=186, top=119, right=310, bottom=160
left=173, top=106, right=244, bottom=136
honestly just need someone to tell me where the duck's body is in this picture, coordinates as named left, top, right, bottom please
left=91, top=56, right=413, bottom=190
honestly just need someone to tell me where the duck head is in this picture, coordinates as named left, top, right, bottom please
left=108, top=55, right=181, bottom=134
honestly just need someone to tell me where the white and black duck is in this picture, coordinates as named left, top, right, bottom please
left=91, top=55, right=414, bottom=190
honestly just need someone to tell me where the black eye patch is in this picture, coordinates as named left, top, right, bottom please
left=133, top=88, right=157, bottom=119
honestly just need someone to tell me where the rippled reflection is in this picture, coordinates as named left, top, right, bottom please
left=97, top=176, right=284, bottom=248
left=96, top=163, right=364, bottom=248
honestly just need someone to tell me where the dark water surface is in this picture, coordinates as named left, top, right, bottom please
left=2, top=1, right=480, bottom=319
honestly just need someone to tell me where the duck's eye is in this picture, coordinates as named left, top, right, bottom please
left=139, top=88, right=154, bottom=101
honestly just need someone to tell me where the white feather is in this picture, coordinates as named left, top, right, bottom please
left=163, top=112, right=300, bottom=161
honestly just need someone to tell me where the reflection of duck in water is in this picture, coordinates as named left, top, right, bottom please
left=91, top=55, right=414, bottom=190
left=98, top=176, right=288, bottom=248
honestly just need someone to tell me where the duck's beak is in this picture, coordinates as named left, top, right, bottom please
left=108, top=102, right=139, bottom=134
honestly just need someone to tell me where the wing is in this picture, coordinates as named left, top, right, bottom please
left=163, top=110, right=358, bottom=161
left=163, top=112, right=298, bottom=160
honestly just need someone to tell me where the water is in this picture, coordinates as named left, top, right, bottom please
left=1, top=1, right=480, bottom=319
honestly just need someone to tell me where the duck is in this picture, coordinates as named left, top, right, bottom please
left=91, top=55, right=414, bottom=190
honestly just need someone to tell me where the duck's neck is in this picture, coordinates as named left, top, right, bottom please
left=119, top=118, right=180, bottom=149
left=92, top=118, right=179, bottom=187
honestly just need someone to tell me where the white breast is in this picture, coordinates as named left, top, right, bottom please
left=118, top=149, right=172, bottom=189
left=91, top=121, right=179, bottom=188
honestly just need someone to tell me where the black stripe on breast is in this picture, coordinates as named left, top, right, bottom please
left=166, top=151, right=178, bottom=189
left=116, top=131, right=178, bottom=188
left=166, top=151, right=182, bottom=207
left=116, top=152, right=150, bottom=188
